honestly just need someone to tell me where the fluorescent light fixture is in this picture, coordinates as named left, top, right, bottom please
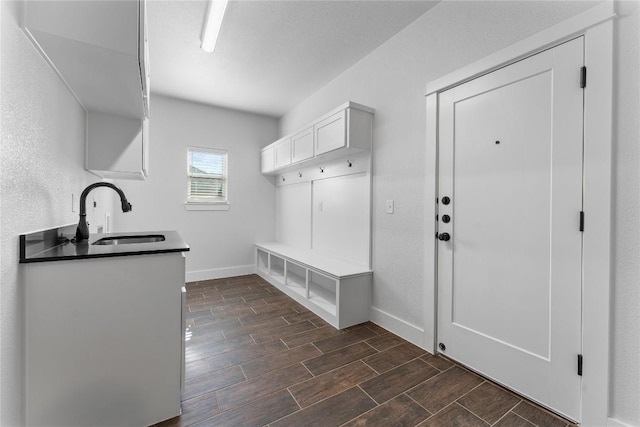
left=201, top=0, right=229, bottom=53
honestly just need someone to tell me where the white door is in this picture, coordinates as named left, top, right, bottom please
left=437, top=37, right=584, bottom=421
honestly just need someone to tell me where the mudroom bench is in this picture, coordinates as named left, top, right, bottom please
left=255, top=242, right=372, bottom=329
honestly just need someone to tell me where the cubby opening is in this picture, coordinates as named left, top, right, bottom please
left=286, top=261, right=307, bottom=297
left=270, top=255, right=285, bottom=279
left=257, top=249, right=269, bottom=272
left=309, top=270, right=337, bottom=315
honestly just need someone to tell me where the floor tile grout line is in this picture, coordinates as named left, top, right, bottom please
left=360, top=359, right=381, bottom=376
left=453, top=380, right=514, bottom=425
left=286, top=387, right=303, bottom=411
left=511, top=410, right=543, bottom=427
left=490, top=408, right=523, bottom=426
left=453, top=401, right=491, bottom=425
left=404, top=392, right=433, bottom=418
left=357, top=384, right=380, bottom=405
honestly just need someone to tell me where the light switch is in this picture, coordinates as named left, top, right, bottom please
left=386, top=200, right=394, bottom=214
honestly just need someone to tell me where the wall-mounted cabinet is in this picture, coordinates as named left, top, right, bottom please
left=86, top=112, right=148, bottom=180
left=274, top=137, right=292, bottom=169
left=24, top=0, right=150, bottom=180
left=261, top=146, right=275, bottom=174
left=291, top=127, right=314, bottom=163
left=260, top=102, right=374, bottom=175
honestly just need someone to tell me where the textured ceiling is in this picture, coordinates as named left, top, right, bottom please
left=147, top=0, right=439, bottom=117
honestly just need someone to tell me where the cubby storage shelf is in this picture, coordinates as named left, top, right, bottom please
left=255, top=242, right=372, bottom=329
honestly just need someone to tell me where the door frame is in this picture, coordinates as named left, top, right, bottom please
left=423, top=3, right=614, bottom=425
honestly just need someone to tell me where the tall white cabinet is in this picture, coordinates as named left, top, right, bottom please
left=257, top=102, right=374, bottom=329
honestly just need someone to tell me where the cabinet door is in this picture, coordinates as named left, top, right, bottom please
left=274, top=138, right=292, bottom=169
left=315, top=110, right=346, bottom=155
left=261, top=146, right=275, bottom=173
left=291, top=127, right=314, bottom=163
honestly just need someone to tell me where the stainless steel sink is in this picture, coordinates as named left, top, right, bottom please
left=92, top=234, right=165, bottom=246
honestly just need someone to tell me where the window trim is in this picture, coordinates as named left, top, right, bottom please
left=186, top=146, right=230, bottom=208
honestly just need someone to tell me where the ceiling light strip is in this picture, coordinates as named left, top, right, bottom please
left=201, top=0, right=229, bottom=53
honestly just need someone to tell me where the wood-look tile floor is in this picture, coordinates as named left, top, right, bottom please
left=154, top=274, right=576, bottom=427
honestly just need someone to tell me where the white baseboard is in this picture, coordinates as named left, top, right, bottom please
left=608, top=417, right=635, bottom=427
left=369, top=306, right=427, bottom=350
left=185, top=265, right=255, bottom=283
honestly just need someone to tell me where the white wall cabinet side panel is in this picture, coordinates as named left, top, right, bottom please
left=261, top=146, right=275, bottom=173
left=25, top=253, right=184, bottom=427
left=86, top=112, right=148, bottom=180
left=274, top=137, right=292, bottom=169
left=312, top=172, right=370, bottom=268
left=314, top=109, right=347, bottom=155
left=276, top=182, right=312, bottom=249
left=291, top=127, right=314, bottom=163
left=23, top=0, right=147, bottom=119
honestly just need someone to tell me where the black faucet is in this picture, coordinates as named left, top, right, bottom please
left=75, top=182, right=132, bottom=241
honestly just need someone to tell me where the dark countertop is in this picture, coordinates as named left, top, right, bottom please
left=20, top=224, right=190, bottom=263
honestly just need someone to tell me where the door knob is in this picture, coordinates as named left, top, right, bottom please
left=438, top=233, right=450, bottom=241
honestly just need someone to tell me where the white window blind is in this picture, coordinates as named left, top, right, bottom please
left=187, top=147, right=227, bottom=203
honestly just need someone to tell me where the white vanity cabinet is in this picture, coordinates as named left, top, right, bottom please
left=24, top=253, right=184, bottom=427
left=260, top=102, right=374, bottom=175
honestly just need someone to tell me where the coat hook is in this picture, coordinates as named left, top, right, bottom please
left=319, top=166, right=324, bottom=173
left=298, top=172, right=302, bottom=178
left=347, top=160, right=352, bottom=167
left=282, top=176, right=286, bottom=182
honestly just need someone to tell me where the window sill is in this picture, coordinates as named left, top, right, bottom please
left=184, top=202, right=230, bottom=211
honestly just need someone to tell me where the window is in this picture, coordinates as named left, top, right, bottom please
left=186, top=147, right=228, bottom=208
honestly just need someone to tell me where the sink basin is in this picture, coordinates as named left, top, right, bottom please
left=92, top=234, right=165, bottom=246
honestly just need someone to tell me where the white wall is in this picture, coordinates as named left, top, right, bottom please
left=112, top=95, right=277, bottom=281
left=610, top=0, right=640, bottom=424
left=0, top=1, right=112, bottom=425
left=280, top=1, right=639, bottom=424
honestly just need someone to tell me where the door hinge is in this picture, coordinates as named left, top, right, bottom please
left=578, top=354, right=583, bottom=376
left=580, top=211, right=585, bottom=232
left=580, top=66, right=587, bottom=88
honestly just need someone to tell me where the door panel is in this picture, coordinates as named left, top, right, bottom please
left=437, top=37, right=584, bottom=421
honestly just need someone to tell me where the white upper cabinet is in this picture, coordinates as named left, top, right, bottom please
left=261, top=102, right=374, bottom=175
left=86, top=112, right=148, bottom=180
left=274, top=137, right=292, bottom=169
left=291, top=127, right=314, bottom=163
left=315, top=110, right=347, bottom=155
left=261, top=146, right=275, bottom=174
left=24, top=0, right=150, bottom=180
left=23, top=0, right=149, bottom=120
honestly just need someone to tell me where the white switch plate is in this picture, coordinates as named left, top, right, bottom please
left=386, top=199, right=394, bottom=214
